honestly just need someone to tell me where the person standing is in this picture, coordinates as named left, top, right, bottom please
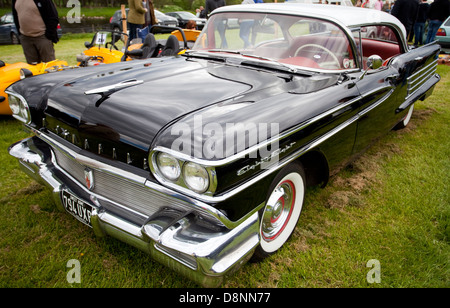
left=425, top=0, right=450, bottom=44
left=128, top=0, right=147, bottom=42
left=143, top=0, right=157, bottom=28
left=374, top=0, right=383, bottom=10
left=391, top=0, right=419, bottom=40
left=12, top=0, right=59, bottom=64
left=414, top=0, right=430, bottom=46
left=205, top=0, right=227, bottom=47
left=205, top=0, right=226, bottom=18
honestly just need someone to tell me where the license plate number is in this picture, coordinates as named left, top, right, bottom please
left=62, top=190, right=93, bottom=227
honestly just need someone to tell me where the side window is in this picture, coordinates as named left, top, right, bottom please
left=357, top=25, right=402, bottom=68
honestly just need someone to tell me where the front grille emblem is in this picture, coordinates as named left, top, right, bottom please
left=84, top=168, right=94, bottom=191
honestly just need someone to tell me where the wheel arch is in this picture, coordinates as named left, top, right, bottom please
left=295, top=149, right=330, bottom=188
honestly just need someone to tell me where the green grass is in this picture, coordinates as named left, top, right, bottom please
left=0, top=36, right=448, bottom=287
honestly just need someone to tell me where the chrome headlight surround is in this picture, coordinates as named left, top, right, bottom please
left=6, top=91, right=31, bottom=124
left=150, top=149, right=217, bottom=196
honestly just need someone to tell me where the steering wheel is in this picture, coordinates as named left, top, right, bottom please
left=294, top=44, right=340, bottom=69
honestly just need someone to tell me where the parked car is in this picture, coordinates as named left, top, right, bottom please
left=0, top=59, right=69, bottom=115
left=165, top=11, right=206, bottom=30
left=436, top=16, right=450, bottom=48
left=7, top=3, right=440, bottom=287
left=0, top=12, right=62, bottom=45
left=154, top=9, right=179, bottom=28
left=0, top=13, right=19, bottom=44
left=110, top=9, right=178, bottom=33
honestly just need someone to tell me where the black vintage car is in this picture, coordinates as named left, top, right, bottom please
left=7, top=4, right=440, bottom=287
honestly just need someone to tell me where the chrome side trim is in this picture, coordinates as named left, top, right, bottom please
left=406, top=59, right=438, bottom=99
left=358, top=88, right=395, bottom=116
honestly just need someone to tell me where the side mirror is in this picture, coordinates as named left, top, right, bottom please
left=359, top=55, right=383, bottom=80
left=367, top=55, right=383, bottom=70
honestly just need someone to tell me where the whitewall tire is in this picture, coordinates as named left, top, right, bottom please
left=253, top=162, right=306, bottom=260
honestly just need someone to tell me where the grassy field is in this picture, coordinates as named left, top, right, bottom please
left=0, top=36, right=448, bottom=288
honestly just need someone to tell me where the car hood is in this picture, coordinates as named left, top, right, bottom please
left=44, top=57, right=261, bottom=150
left=10, top=55, right=339, bottom=168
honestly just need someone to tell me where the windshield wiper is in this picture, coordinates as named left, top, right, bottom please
left=185, top=49, right=310, bottom=75
left=238, top=53, right=298, bottom=73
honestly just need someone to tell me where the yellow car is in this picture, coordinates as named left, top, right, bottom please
left=0, top=59, right=69, bottom=115
left=77, top=27, right=197, bottom=66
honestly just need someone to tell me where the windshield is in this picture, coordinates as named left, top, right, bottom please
left=192, top=12, right=356, bottom=71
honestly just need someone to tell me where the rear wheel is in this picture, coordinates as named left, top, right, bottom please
left=252, top=162, right=306, bottom=261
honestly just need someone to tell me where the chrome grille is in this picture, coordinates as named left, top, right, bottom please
left=52, top=146, right=215, bottom=221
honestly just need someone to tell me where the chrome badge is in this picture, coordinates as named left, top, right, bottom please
left=84, top=168, right=94, bottom=190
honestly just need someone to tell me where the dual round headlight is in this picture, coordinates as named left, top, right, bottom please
left=8, top=93, right=30, bottom=124
left=155, top=152, right=210, bottom=194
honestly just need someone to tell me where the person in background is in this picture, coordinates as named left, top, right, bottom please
left=391, top=0, right=419, bottom=40
left=414, top=0, right=430, bottom=46
left=374, top=0, right=383, bottom=10
left=128, top=0, right=147, bottom=42
left=205, top=0, right=226, bottom=18
left=186, top=20, right=197, bottom=30
left=240, top=0, right=254, bottom=48
left=205, top=0, right=227, bottom=47
left=425, top=0, right=450, bottom=44
left=143, top=0, right=157, bottom=28
left=199, top=6, right=206, bottom=18
left=12, top=0, right=59, bottom=64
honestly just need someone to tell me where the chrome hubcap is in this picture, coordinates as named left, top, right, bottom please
left=261, top=180, right=296, bottom=242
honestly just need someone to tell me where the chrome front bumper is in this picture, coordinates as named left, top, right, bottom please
left=9, top=136, right=260, bottom=287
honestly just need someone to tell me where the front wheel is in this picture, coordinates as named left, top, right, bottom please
left=252, top=162, right=306, bottom=261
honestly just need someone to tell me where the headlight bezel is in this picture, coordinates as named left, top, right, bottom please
left=150, top=149, right=217, bottom=196
left=6, top=91, right=31, bottom=124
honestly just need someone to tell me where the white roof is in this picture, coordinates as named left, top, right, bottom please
left=213, top=3, right=406, bottom=40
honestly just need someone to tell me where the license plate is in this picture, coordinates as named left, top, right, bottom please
left=61, top=190, right=93, bottom=227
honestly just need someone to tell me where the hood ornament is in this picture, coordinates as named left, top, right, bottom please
left=85, top=79, right=144, bottom=107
